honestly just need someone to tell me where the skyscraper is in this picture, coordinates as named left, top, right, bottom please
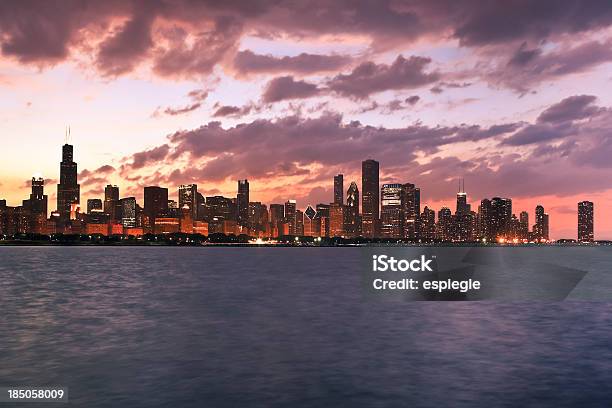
left=104, top=185, right=120, bottom=221
left=361, top=159, right=379, bottom=238
left=329, top=202, right=345, bottom=237
left=23, top=176, right=48, bottom=234
left=401, top=183, right=420, bottom=240
left=237, top=179, right=249, bottom=227
left=578, top=201, right=594, bottom=242
left=333, top=174, right=344, bottom=204
left=380, top=183, right=403, bottom=238
left=179, top=184, right=198, bottom=220
left=120, top=197, right=137, bottom=228
left=284, top=200, right=297, bottom=235
left=345, top=181, right=360, bottom=237
left=144, top=186, right=169, bottom=226
left=519, top=211, right=529, bottom=239
left=57, top=144, right=80, bottom=221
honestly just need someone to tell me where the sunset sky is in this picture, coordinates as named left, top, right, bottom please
left=1, top=1, right=612, bottom=238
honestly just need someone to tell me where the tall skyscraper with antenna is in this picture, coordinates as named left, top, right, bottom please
left=57, top=129, right=80, bottom=222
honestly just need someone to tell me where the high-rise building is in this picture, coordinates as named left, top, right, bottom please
left=316, top=204, right=330, bottom=237
left=420, top=206, right=436, bottom=241
left=22, top=176, right=48, bottom=234
left=237, top=179, right=249, bottom=227
left=87, top=199, right=102, bottom=214
left=303, top=205, right=319, bottom=237
left=120, top=197, right=137, bottom=228
left=437, top=207, right=453, bottom=241
left=285, top=200, right=297, bottom=235
left=401, top=183, right=420, bottom=240
left=454, top=181, right=473, bottom=242
left=380, top=183, right=403, bottom=238
left=104, top=185, right=120, bottom=221
left=533, top=205, right=549, bottom=241
left=519, top=211, right=529, bottom=239
left=333, top=174, right=344, bottom=204
left=478, top=197, right=512, bottom=241
left=57, top=144, right=80, bottom=221
left=578, top=201, right=594, bottom=242
left=178, top=184, right=198, bottom=220
left=329, top=202, right=345, bottom=237
left=144, top=186, right=169, bottom=228
left=295, top=209, right=304, bottom=236
left=361, top=159, right=379, bottom=238
left=345, top=181, right=360, bottom=237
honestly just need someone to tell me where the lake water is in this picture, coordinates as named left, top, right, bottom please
left=1, top=247, right=611, bottom=407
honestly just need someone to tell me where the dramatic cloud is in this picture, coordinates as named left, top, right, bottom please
left=328, top=55, right=439, bottom=98
left=262, top=76, right=321, bottom=102
left=152, top=88, right=208, bottom=117
left=233, top=50, right=352, bottom=75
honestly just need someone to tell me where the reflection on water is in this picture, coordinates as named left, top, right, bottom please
left=0, top=247, right=611, bottom=407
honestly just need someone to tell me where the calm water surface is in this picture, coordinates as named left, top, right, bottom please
left=0, top=247, right=611, bottom=407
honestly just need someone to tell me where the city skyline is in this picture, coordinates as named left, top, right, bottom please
left=2, top=2, right=612, bottom=238
left=0, top=142, right=599, bottom=243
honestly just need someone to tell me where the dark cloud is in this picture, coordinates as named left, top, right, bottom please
left=262, top=76, right=321, bottom=102
left=328, top=55, right=439, bottom=98
left=213, top=104, right=253, bottom=118
left=406, top=95, right=420, bottom=105
left=153, top=89, right=208, bottom=117
left=161, top=103, right=202, bottom=116
left=234, top=50, right=351, bottom=76
left=129, top=144, right=170, bottom=169
left=537, top=95, right=600, bottom=123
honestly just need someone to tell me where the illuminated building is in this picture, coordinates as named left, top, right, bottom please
left=295, top=209, right=304, bottom=236
left=285, top=200, right=297, bottom=235
left=193, top=221, right=209, bottom=236
left=303, top=205, right=318, bottom=237
left=120, top=197, right=137, bottom=228
left=56, top=144, right=80, bottom=221
left=380, top=183, right=403, bottom=238
left=203, top=196, right=236, bottom=223
left=237, top=179, right=249, bottom=227
left=334, top=174, right=344, bottom=204
left=533, top=205, right=549, bottom=241
left=454, top=181, right=473, bottom=242
left=419, top=206, right=436, bottom=241
left=154, top=217, right=180, bottom=234
left=401, top=183, right=420, bottom=240
left=87, top=199, right=102, bottom=214
left=329, top=202, right=345, bottom=237
left=180, top=205, right=193, bottom=233
left=479, top=197, right=512, bottom=241
left=104, top=185, right=120, bottom=221
left=23, top=176, right=48, bottom=234
left=248, top=202, right=268, bottom=233
left=578, top=201, right=594, bottom=242
left=519, top=211, right=529, bottom=239
left=437, top=207, right=453, bottom=241
left=179, top=184, right=198, bottom=220
left=316, top=204, right=330, bottom=237
left=345, top=181, right=360, bottom=237
left=361, top=159, right=379, bottom=238
left=85, top=223, right=109, bottom=236
left=144, top=186, right=169, bottom=229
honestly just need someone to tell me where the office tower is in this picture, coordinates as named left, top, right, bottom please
left=345, top=181, right=360, bottom=237
left=196, top=192, right=206, bottom=220
left=479, top=197, right=512, bottom=241
left=120, top=197, right=137, bottom=228
left=22, top=176, right=48, bottom=234
left=316, top=203, right=330, bottom=237
left=533, top=205, right=550, bottom=241
left=237, top=179, right=249, bottom=227
left=361, top=159, right=379, bottom=238
left=519, top=211, right=529, bottom=239
left=167, top=200, right=179, bottom=218
left=87, top=199, right=102, bottom=214
left=401, top=183, right=419, bottom=240
left=578, top=201, right=594, bottom=242
left=329, top=202, right=345, bottom=237
left=380, top=183, right=403, bottom=238
left=437, top=207, right=453, bottom=241
left=303, top=205, right=318, bottom=237
left=454, top=181, right=473, bottom=242
left=248, top=202, right=268, bottom=233
left=285, top=200, right=297, bottom=235
left=203, top=196, right=236, bottom=222
left=104, top=185, right=120, bottom=221
left=144, top=186, right=169, bottom=227
left=295, top=209, right=304, bottom=236
left=179, top=184, right=198, bottom=220
left=269, top=204, right=285, bottom=225
left=334, top=174, right=344, bottom=204
left=420, top=206, right=436, bottom=241
left=56, top=144, right=80, bottom=221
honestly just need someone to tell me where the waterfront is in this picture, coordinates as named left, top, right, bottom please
left=1, top=247, right=611, bottom=407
